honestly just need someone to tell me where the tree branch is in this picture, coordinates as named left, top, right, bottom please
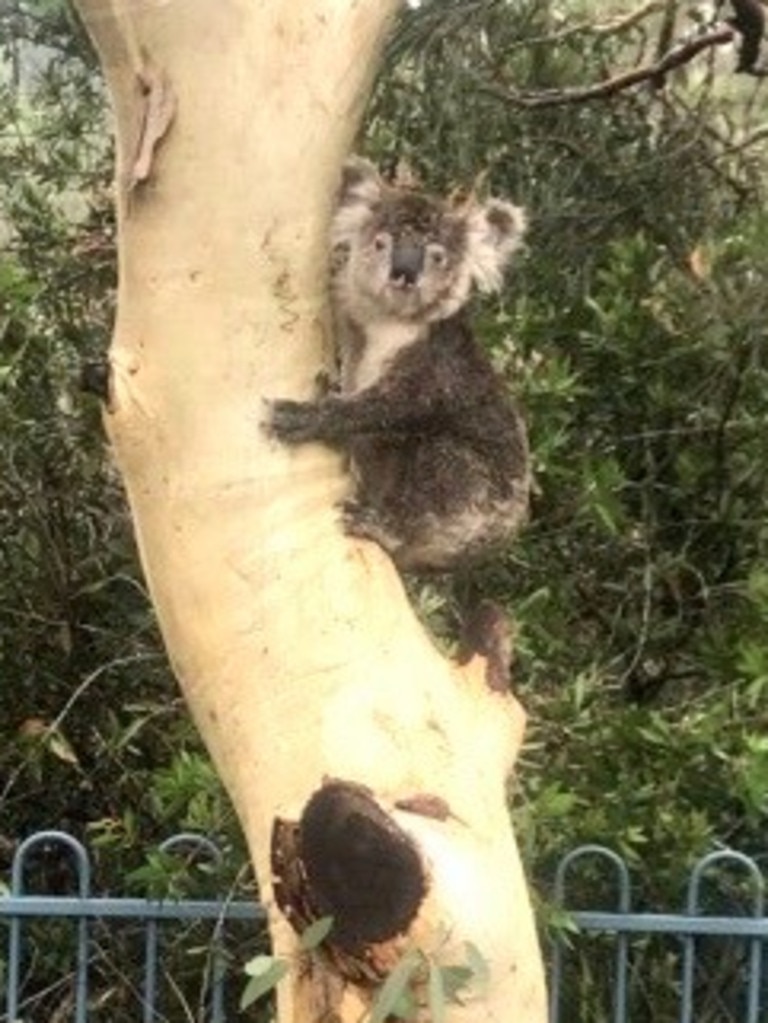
left=475, top=25, right=735, bottom=109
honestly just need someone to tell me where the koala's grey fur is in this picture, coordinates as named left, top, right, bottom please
left=269, top=157, right=530, bottom=572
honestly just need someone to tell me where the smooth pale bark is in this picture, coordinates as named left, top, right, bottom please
left=71, top=1, right=547, bottom=1020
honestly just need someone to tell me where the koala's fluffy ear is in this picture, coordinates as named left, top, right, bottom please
left=332, top=156, right=383, bottom=251
left=465, top=199, right=527, bottom=294
left=338, top=156, right=383, bottom=206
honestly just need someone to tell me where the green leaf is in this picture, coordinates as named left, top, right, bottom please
left=299, top=915, right=334, bottom=951
left=240, top=957, right=289, bottom=1009
left=388, top=987, right=418, bottom=1021
left=463, top=941, right=491, bottom=997
left=369, top=949, right=422, bottom=1023
left=427, top=961, right=446, bottom=1023
left=547, top=906, right=581, bottom=937
left=438, top=965, right=473, bottom=1003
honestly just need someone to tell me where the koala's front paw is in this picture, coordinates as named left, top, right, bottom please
left=267, top=399, right=321, bottom=444
left=314, top=369, right=340, bottom=398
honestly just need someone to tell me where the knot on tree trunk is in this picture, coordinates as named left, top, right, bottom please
left=272, top=778, right=430, bottom=984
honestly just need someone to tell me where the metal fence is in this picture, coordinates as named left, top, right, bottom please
left=550, top=845, right=767, bottom=1023
left=2, top=832, right=767, bottom=1022
left=0, top=831, right=264, bottom=1023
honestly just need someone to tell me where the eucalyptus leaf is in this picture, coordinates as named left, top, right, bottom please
left=369, top=949, right=423, bottom=1023
left=439, top=964, right=473, bottom=1003
left=244, top=954, right=280, bottom=977
left=463, top=941, right=491, bottom=997
left=240, top=958, right=289, bottom=1009
left=299, top=915, right=334, bottom=951
left=427, top=960, right=447, bottom=1023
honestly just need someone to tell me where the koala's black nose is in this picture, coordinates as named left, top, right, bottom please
left=390, top=241, right=424, bottom=285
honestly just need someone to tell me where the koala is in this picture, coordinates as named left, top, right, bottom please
left=268, top=157, right=530, bottom=573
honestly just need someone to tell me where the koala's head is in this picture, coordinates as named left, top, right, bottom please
left=331, top=157, right=527, bottom=325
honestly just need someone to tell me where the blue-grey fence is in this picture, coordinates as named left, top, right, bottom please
left=1, top=832, right=766, bottom=1022
left=550, top=845, right=767, bottom=1023
left=1, top=831, right=265, bottom=1023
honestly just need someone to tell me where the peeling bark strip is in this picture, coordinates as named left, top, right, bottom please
left=271, top=817, right=308, bottom=933
left=393, top=793, right=454, bottom=822
left=457, top=600, right=514, bottom=693
left=131, top=62, right=176, bottom=189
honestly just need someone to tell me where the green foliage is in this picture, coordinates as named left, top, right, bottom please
left=240, top=931, right=489, bottom=1021
left=298, top=915, right=335, bottom=951
left=241, top=955, right=291, bottom=1011
left=367, top=941, right=489, bottom=1023
left=507, top=223, right=768, bottom=695
left=239, top=917, right=336, bottom=1012
left=4, top=3, right=768, bottom=1021
left=369, top=949, right=422, bottom=1023
left=518, top=671, right=768, bottom=894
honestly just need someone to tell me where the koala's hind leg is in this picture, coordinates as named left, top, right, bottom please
left=340, top=499, right=406, bottom=561
left=342, top=501, right=469, bottom=572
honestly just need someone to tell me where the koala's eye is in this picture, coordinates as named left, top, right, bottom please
left=373, top=234, right=390, bottom=253
left=428, top=245, right=447, bottom=268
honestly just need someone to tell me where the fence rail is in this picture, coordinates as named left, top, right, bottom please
left=1, top=831, right=264, bottom=1023
left=551, top=845, right=767, bottom=1023
left=1, top=832, right=766, bottom=1022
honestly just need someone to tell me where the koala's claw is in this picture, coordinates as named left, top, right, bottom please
left=340, top=499, right=373, bottom=534
left=314, top=369, right=340, bottom=398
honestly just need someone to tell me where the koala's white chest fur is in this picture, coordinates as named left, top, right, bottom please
left=347, top=319, right=424, bottom=393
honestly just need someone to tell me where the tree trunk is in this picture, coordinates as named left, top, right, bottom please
left=71, top=2, right=547, bottom=1020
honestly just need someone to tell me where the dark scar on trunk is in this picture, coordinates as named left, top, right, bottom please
left=271, top=778, right=429, bottom=981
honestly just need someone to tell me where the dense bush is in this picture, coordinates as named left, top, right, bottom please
left=2, top=2, right=768, bottom=1019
